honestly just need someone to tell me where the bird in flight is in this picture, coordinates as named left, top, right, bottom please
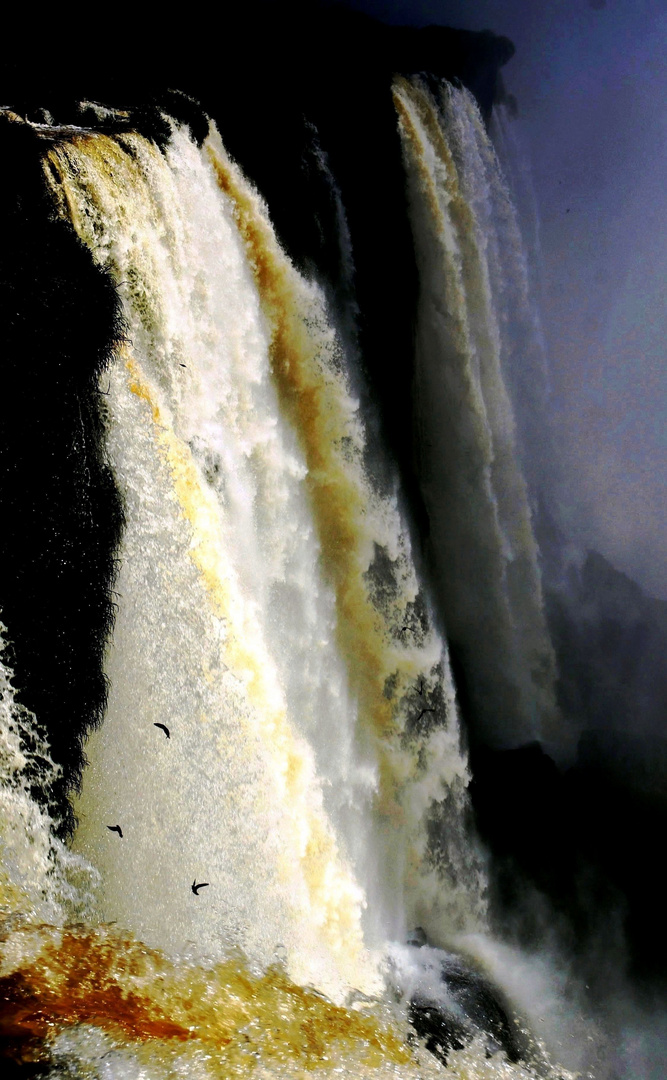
left=415, top=708, right=435, bottom=724
left=154, top=723, right=170, bottom=738
left=107, top=825, right=123, bottom=837
left=192, top=880, right=209, bottom=895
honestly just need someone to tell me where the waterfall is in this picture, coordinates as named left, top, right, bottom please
left=0, top=87, right=582, bottom=1078
left=394, top=78, right=561, bottom=752
left=43, top=118, right=480, bottom=965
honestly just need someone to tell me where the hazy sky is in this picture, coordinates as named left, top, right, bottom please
left=325, top=0, right=666, bottom=598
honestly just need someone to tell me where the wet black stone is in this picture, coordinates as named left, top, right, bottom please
left=0, top=1060, right=52, bottom=1080
left=405, top=947, right=524, bottom=1066
left=409, top=996, right=470, bottom=1064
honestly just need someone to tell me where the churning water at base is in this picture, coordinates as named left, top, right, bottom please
left=0, top=102, right=579, bottom=1079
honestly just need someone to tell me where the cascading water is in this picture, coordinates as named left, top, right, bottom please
left=0, top=631, right=97, bottom=926
left=0, top=90, right=581, bottom=1078
left=394, top=78, right=560, bottom=753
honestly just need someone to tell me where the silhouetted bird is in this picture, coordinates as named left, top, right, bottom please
left=192, top=880, right=209, bottom=895
left=416, top=708, right=435, bottom=724
left=154, top=723, right=170, bottom=738
left=107, top=825, right=123, bottom=837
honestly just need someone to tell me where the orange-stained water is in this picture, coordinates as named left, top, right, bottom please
left=0, top=920, right=416, bottom=1077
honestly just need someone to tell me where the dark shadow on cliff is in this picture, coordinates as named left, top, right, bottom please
left=0, top=117, right=125, bottom=837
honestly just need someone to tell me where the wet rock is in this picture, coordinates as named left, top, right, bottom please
left=396, top=935, right=524, bottom=1066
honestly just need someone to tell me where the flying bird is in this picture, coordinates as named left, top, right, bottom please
left=192, top=880, right=209, bottom=895
left=154, top=723, right=170, bottom=738
left=107, top=825, right=123, bottom=837
left=415, top=708, right=435, bottom=724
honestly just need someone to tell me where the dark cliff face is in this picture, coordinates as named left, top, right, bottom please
left=547, top=551, right=667, bottom=766
left=1, top=7, right=514, bottom=121
left=0, top=120, right=125, bottom=837
left=471, top=550, right=667, bottom=984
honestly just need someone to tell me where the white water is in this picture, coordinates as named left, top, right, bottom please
left=0, top=631, right=97, bottom=925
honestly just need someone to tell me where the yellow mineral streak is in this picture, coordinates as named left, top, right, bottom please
left=207, top=137, right=421, bottom=819
left=0, top=921, right=414, bottom=1077
left=123, top=352, right=366, bottom=969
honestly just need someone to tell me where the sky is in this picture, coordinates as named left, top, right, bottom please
left=324, top=0, right=666, bottom=598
